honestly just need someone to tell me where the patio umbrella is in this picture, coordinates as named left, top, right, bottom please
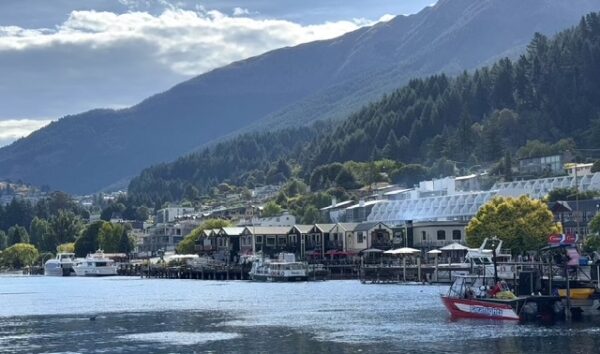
left=384, top=247, right=419, bottom=281
left=396, top=247, right=420, bottom=254
left=427, top=249, right=442, bottom=254
left=439, top=243, right=469, bottom=251
left=361, top=248, right=383, bottom=253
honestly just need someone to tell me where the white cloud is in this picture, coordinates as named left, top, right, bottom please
left=0, top=8, right=379, bottom=76
left=0, top=119, right=53, bottom=147
left=0, top=6, right=390, bottom=146
left=232, top=7, right=250, bottom=16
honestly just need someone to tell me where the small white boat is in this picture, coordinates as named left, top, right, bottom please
left=44, top=253, right=77, bottom=276
left=73, top=250, right=118, bottom=276
left=249, top=253, right=308, bottom=282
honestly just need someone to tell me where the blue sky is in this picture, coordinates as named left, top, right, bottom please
left=0, top=0, right=434, bottom=146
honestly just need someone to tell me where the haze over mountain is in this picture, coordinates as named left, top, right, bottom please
left=1, top=0, right=599, bottom=194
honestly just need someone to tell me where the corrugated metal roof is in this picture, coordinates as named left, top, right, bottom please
left=245, top=226, right=292, bottom=235
left=354, top=222, right=390, bottom=232
left=289, top=224, right=313, bottom=234
left=220, top=227, right=245, bottom=236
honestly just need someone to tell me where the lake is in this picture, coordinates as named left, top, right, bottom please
left=1, top=276, right=599, bottom=353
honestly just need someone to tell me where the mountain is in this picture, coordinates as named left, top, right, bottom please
left=1, top=0, right=599, bottom=194
left=128, top=11, right=600, bottom=205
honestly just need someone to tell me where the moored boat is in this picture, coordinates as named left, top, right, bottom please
left=249, top=253, right=308, bottom=282
left=44, top=253, right=78, bottom=276
left=73, top=250, right=118, bottom=276
left=441, top=275, right=562, bottom=322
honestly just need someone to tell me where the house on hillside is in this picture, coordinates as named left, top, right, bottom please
left=518, top=153, right=572, bottom=177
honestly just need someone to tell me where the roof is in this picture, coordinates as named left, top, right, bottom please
left=203, top=229, right=219, bottom=236
left=220, top=227, right=245, bottom=236
left=333, top=223, right=359, bottom=232
left=455, top=174, right=477, bottom=181
left=245, top=226, right=291, bottom=235
left=354, top=221, right=390, bottom=232
left=289, top=224, right=313, bottom=234
left=383, top=188, right=412, bottom=196
left=313, top=224, right=336, bottom=233
left=346, top=200, right=387, bottom=210
left=320, top=200, right=353, bottom=211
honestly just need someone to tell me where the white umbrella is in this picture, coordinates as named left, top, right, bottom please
left=361, top=248, right=383, bottom=253
left=427, top=249, right=441, bottom=282
left=384, top=247, right=419, bottom=282
left=384, top=247, right=420, bottom=254
left=440, top=242, right=469, bottom=251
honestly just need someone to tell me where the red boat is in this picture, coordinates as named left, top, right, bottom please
left=441, top=276, right=520, bottom=320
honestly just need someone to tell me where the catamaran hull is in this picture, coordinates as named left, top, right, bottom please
left=74, top=267, right=118, bottom=276
left=441, top=296, right=520, bottom=321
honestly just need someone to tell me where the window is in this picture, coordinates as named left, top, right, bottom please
left=422, top=231, right=426, bottom=241
left=357, top=232, right=364, bottom=243
left=266, top=236, right=275, bottom=246
left=256, top=236, right=263, bottom=244
left=452, top=230, right=462, bottom=240
left=437, top=230, right=446, bottom=241
left=278, top=236, right=287, bottom=245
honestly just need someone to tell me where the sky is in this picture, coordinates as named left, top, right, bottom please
left=0, top=0, right=434, bottom=147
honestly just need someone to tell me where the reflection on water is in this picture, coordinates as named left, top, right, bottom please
left=1, top=276, right=600, bottom=353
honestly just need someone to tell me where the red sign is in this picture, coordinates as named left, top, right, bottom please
left=548, top=234, right=563, bottom=244
left=547, top=233, right=578, bottom=245
left=563, top=233, right=578, bottom=244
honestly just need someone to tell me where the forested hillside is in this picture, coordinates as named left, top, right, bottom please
left=128, top=123, right=330, bottom=206
left=128, top=12, right=600, bottom=206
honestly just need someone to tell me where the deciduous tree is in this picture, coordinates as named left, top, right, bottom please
left=466, top=196, right=559, bottom=254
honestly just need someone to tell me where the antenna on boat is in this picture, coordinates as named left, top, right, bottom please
left=490, top=236, right=499, bottom=284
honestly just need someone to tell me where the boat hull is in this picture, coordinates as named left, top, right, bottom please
left=74, top=266, right=118, bottom=276
left=441, top=296, right=520, bottom=321
left=249, top=274, right=308, bottom=282
left=44, top=262, right=76, bottom=276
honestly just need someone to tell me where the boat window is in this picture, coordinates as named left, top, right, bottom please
left=482, top=258, right=492, bottom=264
left=472, top=258, right=482, bottom=265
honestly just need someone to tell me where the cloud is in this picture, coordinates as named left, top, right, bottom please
left=232, top=7, right=250, bottom=16
left=0, top=119, right=53, bottom=147
left=0, top=8, right=378, bottom=76
left=0, top=6, right=384, bottom=126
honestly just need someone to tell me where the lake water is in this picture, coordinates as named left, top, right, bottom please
left=1, top=276, right=600, bottom=353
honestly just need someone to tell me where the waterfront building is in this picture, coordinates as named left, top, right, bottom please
left=346, top=222, right=393, bottom=253
left=287, top=225, right=313, bottom=259
left=549, top=199, right=600, bottom=240
left=139, top=219, right=199, bottom=254
left=242, top=226, right=294, bottom=257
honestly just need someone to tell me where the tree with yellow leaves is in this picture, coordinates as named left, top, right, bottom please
left=467, top=195, right=560, bottom=254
